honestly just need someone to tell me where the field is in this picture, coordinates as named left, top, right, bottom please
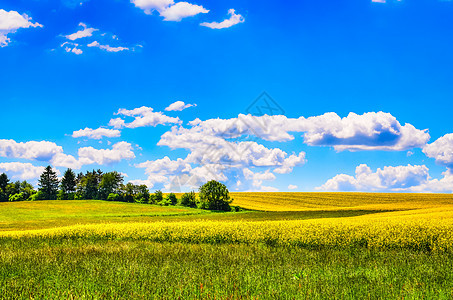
left=2, top=193, right=453, bottom=299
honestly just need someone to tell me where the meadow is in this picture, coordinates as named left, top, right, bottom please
left=2, top=193, right=453, bottom=299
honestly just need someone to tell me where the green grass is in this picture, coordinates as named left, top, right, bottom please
left=0, top=200, right=208, bottom=231
left=2, top=197, right=453, bottom=299
left=1, top=239, right=453, bottom=299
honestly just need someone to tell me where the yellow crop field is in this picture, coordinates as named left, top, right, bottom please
left=230, top=192, right=453, bottom=211
left=3, top=203, right=453, bottom=252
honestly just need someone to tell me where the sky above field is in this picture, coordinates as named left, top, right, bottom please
left=1, top=0, right=453, bottom=192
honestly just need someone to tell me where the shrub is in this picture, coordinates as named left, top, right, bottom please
left=154, top=190, right=163, bottom=202
left=180, top=191, right=197, bottom=208
left=198, top=180, right=232, bottom=211
left=29, top=191, right=46, bottom=201
left=9, top=193, right=25, bottom=202
left=157, top=198, right=172, bottom=206
left=166, top=193, right=178, bottom=206
left=107, top=193, right=120, bottom=201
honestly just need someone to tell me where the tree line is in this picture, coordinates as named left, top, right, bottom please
left=0, top=166, right=234, bottom=211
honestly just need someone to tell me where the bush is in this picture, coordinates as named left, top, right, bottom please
left=154, top=190, right=163, bottom=202
left=180, top=191, right=197, bottom=208
left=165, top=193, right=178, bottom=206
left=57, top=190, right=65, bottom=200
left=157, top=198, right=172, bottom=206
left=9, top=193, right=25, bottom=202
left=107, top=193, right=120, bottom=201
left=29, top=191, right=46, bottom=201
left=198, top=180, right=232, bottom=211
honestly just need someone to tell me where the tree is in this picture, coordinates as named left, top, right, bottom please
left=76, top=170, right=102, bottom=200
left=134, top=185, right=150, bottom=204
left=38, top=166, right=59, bottom=200
left=165, top=193, right=178, bottom=206
left=60, top=168, right=77, bottom=199
left=0, top=173, right=9, bottom=202
left=180, top=191, right=197, bottom=208
left=98, top=171, right=123, bottom=200
left=198, top=180, right=232, bottom=211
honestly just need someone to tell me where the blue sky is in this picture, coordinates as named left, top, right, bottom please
left=1, top=0, right=453, bottom=192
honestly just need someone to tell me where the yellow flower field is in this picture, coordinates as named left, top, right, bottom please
left=3, top=204, right=453, bottom=252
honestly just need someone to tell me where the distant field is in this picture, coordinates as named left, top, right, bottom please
left=0, top=200, right=208, bottom=231
left=2, top=193, right=453, bottom=298
left=230, top=192, right=453, bottom=211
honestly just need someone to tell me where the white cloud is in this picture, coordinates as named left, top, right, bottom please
left=317, top=164, right=431, bottom=192
left=78, top=142, right=135, bottom=165
left=131, top=0, right=208, bottom=21
left=243, top=168, right=276, bottom=188
left=87, top=41, right=129, bottom=52
left=0, top=139, right=65, bottom=161
left=72, top=127, right=121, bottom=140
left=61, top=23, right=133, bottom=54
left=261, top=186, right=279, bottom=192
left=200, top=9, right=244, bottom=29
left=159, top=2, right=208, bottom=21
left=109, top=106, right=181, bottom=129
left=181, top=112, right=429, bottom=151
left=0, top=139, right=81, bottom=169
left=65, top=22, right=98, bottom=40
left=165, top=100, right=196, bottom=111
left=423, top=133, right=453, bottom=168
left=0, top=139, right=135, bottom=170
left=0, top=162, right=46, bottom=180
left=0, top=9, right=42, bottom=47
left=288, top=184, right=298, bottom=190
left=131, top=0, right=175, bottom=14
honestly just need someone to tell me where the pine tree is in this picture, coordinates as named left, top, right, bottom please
left=60, top=168, right=76, bottom=194
left=0, top=173, right=10, bottom=202
left=38, top=166, right=59, bottom=200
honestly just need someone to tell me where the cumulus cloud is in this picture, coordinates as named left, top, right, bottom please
left=243, top=168, right=276, bottom=188
left=288, top=184, right=298, bottom=190
left=200, top=9, right=244, bottom=29
left=61, top=23, right=133, bottom=54
left=317, top=164, right=432, bottom=192
left=109, top=106, right=181, bottom=129
left=72, top=127, right=121, bottom=140
left=0, top=139, right=134, bottom=169
left=0, top=162, right=46, bottom=180
left=0, top=139, right=64, bottom=161
left=0, top=9, right=43, bottom=47
left=165, top=101, right=196, bottom=111
left=131, top=0, right=208, bottom=21
left=160, top=2, right=208, bottom=21
left=131, top=0, right=175, bottom=14
left=65, top=22, right=97, bottom=40
left=182, top=112, right=429, bottom=151
left=78, top=142, right=135, bottom=165
left=423, top=134, right=453, bottom=168
left=87, top=41, right=129, bottom=52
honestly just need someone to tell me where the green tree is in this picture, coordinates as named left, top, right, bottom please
left=38, top=166, right=59, bottom=200
left=20, top=181, right=35, bottom=200
left=165, top=193, right=178, bottom=206
left=134, top=185, right=150, bottom=204
left=0, top=173, right=9, bottom=202
left=76, top=170, right=103, bottom=200
left=121, top=183, right=137, bottom=203
left=98, top=171, right=124, bottom=200
left=198, top=180, right=232, bottom=211
left=180, top=191, right=197, bottom=208
left=60, top=168, right=77, bottom=199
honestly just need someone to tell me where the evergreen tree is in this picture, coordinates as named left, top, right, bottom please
left=38, top=166, right=59, bottom=200
left=60, top=168, right=77, bottom=196
left=98, top=171, right=123, bottom=200
left=0, top=173, right=10, bottom=202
